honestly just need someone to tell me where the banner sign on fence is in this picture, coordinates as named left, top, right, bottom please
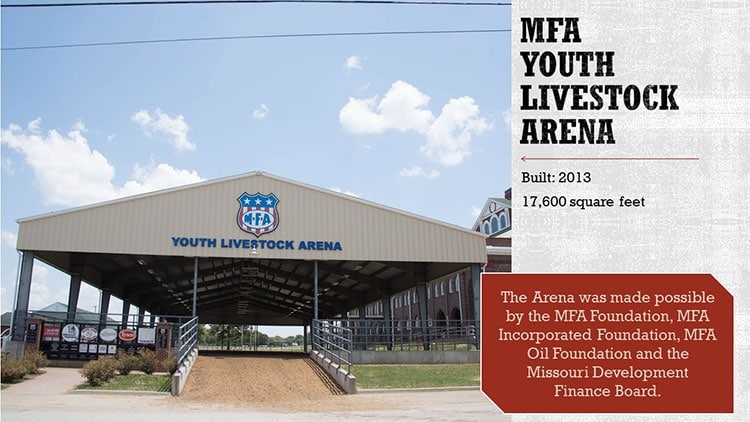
left=38, top=322, right=162, bottom=361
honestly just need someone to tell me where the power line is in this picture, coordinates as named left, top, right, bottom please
left=2, top=0, right=510, bottom=8
left=2, top=28, right=510, bottom=51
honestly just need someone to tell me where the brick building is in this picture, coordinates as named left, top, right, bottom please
left=355, top=189, right=512, bottom=326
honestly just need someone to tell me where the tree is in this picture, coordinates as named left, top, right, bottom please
left=198, top=324, right=210, bottom=344
left=198, top=324, right=271, bottom=349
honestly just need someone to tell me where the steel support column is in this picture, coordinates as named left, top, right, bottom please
left=121, top=300, right=131, bottom=327
left=66, top=273, right=82, bottom=322
left=381, top=294, right=393, bottom=351
left=138, top=307, right=146, bottom=326
left=416, top=281, right=430, bottom=351
left=99, top=290, right=111, bottom=326
left=12, top=251, right=34, bottom=341
left=192, top=257, right=198, bottom=318
left=358, top=304, right=366, bottom=349
left=471, top=263, right=481, bottom=348
left=314, top=260, right=319, bottom=320
left=303, top=321, right=308, bottom=353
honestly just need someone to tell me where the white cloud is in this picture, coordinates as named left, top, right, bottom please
left=27, top=117, right=42, bottom=133
left=503, top=107, right=512, bottom=132
left=73, top=120, right=86, bottom=132
left=2, top=156, right=19, bottom=175
left=2, top=120, right=119, bottom=206
left=0, top=287, right=9, bottom=313
left=2, top=230, right=17, bottom=248
left=339, top=80, right=432, bottom=134
left=399, top=165, right=439, bottom=179
left=343, top=55, right=363, bottom=71
left=339, top=97, right=387, bottom=134
left=120, top=162, right=203, bottom=197
left=131, top=108, right=195, bottom=152
left=330, top=187, right=361, bottom=198
left=29, top=280, right=53, bottom=310
left=78, top=283, right=103, bottom=313
left=471, top=206, right=482, bottom=220
left=252, top=104, right=270, bottom=121
left=421, top=96, right=491, bottom=166
left=28, top=265, right=68, bottom=310
left=339, top=81, right=491, bottom=166
left=1, top=119, right=204, bottom=207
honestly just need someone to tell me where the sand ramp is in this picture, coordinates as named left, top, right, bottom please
left=178, top=352, right=343, bottom=407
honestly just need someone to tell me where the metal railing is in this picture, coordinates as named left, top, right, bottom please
left=1, top=328, right=11, bottom=351
left=312, top=319, right=353, bottom=374
left=176, top=316, right=199, bottom=366
left=334, top=319, right=479, bottom=351
left=198, top=343, right=306, bottom=352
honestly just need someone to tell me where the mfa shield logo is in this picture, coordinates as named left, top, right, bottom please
left=237, top=192, right=279, bottom=237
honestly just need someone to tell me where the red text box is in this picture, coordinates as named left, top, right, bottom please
left=481, top=273, right=733, bottom=413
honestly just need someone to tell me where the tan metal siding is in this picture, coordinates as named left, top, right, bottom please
left=17, top=172, right=486, bottom=263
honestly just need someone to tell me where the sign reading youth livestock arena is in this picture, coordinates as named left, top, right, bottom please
left=169, top=192, right=344, bottom=252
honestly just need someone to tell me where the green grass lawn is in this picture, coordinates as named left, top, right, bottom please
left=351, top=364, right=480, bottom=389
left=77, top=374, right=171, bottom=392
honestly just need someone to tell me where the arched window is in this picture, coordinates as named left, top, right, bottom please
left=451, top=307, right=461, bottom=322
left=436, top=310, right=447, bottom=327
left=500, top=214, right=508, bottom=229
left=483, top=222, right=491, bottom=234
left=491, top=216, right=499, bottom=234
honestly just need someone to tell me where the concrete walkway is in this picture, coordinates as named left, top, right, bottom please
left=1, top=367, right=510, bottom=421
left=2, top=367, right=85, bottom=395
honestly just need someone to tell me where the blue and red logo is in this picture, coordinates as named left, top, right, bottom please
left=237, top=192, right=279, bottom=237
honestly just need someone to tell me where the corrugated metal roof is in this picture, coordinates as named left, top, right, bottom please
left=15, top=171, right=487, bottom=325
left=18, top=171, right=486, bottom=263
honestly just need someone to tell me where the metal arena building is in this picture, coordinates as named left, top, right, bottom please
left=9, top=172, right=488, bottom=376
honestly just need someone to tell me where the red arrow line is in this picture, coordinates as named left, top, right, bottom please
left=521, top=156, right=699, bottom=162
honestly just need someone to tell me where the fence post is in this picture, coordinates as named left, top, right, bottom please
left=23, top=317, right=43, bottom=356
left=155, top=322, right=172, bottom=372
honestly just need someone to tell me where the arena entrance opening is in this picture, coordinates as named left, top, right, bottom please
left=8, top=172, right=487, bottom=393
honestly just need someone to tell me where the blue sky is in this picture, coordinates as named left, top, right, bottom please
left=1, top=1, right=511, bottom=335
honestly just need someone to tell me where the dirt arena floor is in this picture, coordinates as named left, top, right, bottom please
left=174, top=352, right=503, bottom=416
left=176, top=352, right=379, bottom=412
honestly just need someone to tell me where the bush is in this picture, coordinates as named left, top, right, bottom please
left=165, top=353, right=179, bottom=375
left=138, top=349, right=158, bottom=375
left=80, top=356, right=117, bottom=386
left=114, top=350, right=139, bottom=375
left=1, top=353, right=28, bottom=384
left=25, top=351, right=49, bottom=375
